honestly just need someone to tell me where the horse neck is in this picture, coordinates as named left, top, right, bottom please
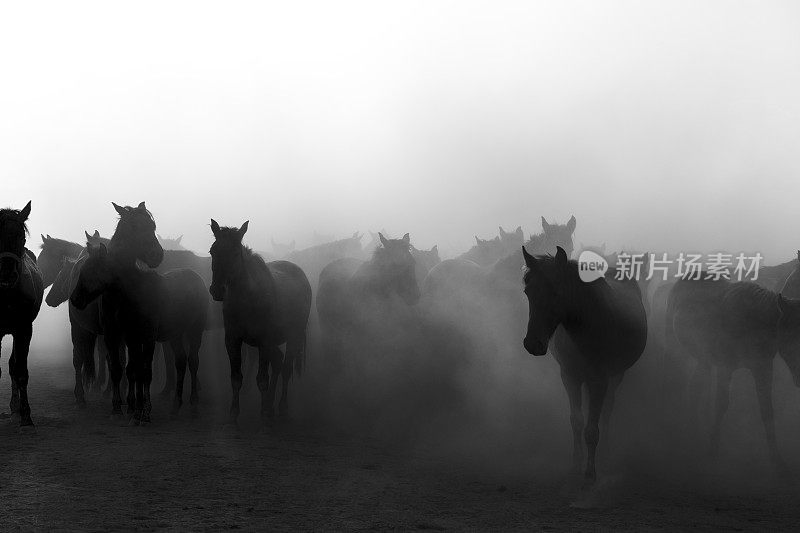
left=230, top=251, right=273, bottom=295
left=557, top=274, right=600, bottom=329
left=107, top=230, right=141, bottom=266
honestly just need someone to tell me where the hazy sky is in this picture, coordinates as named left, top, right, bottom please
left=2, top=1, right=799, bottom=259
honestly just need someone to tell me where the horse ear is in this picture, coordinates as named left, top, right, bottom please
left=19, top=201, right=31, bottom=220
left=47, top=234, right=52, bottom=240
left=516, top=226, right=523, bottom=236
left=85, top=231, right=92, bottom=241
left=137, top=201, right=146, bottom=210
left=93, top=230, right=100, bottom=238
left=210, top=219, right=220, bottom=237
left=41, top=234, right=46, bottom=243
left=567, top=215, right=577, bottom=233
left=475, top=236, right=481, bottom=245
left=112, top=202, right=127, bottom=216
left=431, top=245, right=438, bottom=254
left=499, top=226, right=506, bottom=236
left=238, top=221, right=249, bottom=240
left=176, top=235, right=182, bottom=244
left=522, top=246, right=535, bottom=268
left=379, top=233, right=390, bottom=247
left=541, top=216, right=551, bottom=232
left=402, top=233, right=410, bottom=245
left=555, top=246, right=569, bottom=266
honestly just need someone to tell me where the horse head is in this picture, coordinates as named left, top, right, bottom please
left=522, top=245, right=571, bottom=356
left=111, top=202, right=164, bottom=268
left=0, top=201, right=31, bottom=290
left=209, top=219, right=249, bottom=302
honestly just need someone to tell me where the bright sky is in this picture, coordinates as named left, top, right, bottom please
left=2, top=0, right=799, bottom=260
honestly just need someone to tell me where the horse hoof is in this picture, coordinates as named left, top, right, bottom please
left=19, top=423, right=36, bottom=434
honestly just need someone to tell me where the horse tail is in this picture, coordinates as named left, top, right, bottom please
left=82, top=345, right=96, bottom=386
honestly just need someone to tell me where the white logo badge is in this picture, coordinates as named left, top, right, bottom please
left=578, top=250, right=608, bottom=283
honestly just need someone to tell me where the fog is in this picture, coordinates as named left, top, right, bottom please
left=3, top=1, right=800, bottom=516
left=2, top=1, right=799, bottom=258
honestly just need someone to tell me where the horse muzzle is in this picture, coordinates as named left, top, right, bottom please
left=523, top=337, right=548, bottom=356
left=209, top=284, right=225, bottom=302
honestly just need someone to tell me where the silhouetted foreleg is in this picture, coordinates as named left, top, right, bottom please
left=105, top=335, right=125, bottom=416
left=752, top=361, right=785, bottom=470
left=709, top=365, right=732, bottom=456
left=95, top=337, right=108, bottom=395
left=171, top=338, right=188, bottom=416
left=225, top=334, right=243, bottom=424
left=599, top=373, right=623, bottom=463
left=159, top=343, right=176, bottom=399
left=71, top=325, right=94, bottom=407
left=187, top=329, right=202, bottom=411
left=141, top=339, right=155, bottom=424
left=561, top=370, right=583, bottom=474
left=11, top=325, right=34, bottom=427
left=585, top=377, right=608, bottom=482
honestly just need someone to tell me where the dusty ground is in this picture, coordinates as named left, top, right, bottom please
left=0, top=353, right=799, bottom=532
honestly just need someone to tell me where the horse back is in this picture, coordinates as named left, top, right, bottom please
left=266, top=260, right=312, bottom=333
left=157, top=268, right=210, bottom=339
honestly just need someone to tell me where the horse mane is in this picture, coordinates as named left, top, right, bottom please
left=0, top=208, right=29, bottom=235
left=40, top=237, right=83, bottom=255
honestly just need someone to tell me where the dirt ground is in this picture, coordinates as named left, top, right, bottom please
left=0, top=352, right=799, bottom=532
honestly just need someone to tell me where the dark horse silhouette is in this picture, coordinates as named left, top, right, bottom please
left=37, top=234, right=84, bottom=287
left=0, top=201, right=44, bottom=428
left=522, top=246, right=647, bottom=482
left=69, top=202, right=168, bottom=423
left=666, top=275, right=800, bottom=471
left=209, top=220, right=311, bottom=424
left=317, top=232, right=421, bottom=365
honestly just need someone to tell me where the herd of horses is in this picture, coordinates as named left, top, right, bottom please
left=2, top=201, right=800, bottom=484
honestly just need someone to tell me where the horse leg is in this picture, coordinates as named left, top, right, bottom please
left=256, top=344, right=272, bottom=422
left=225, top=334, right=243, bottom=424
left=141, top=339, right=155, bottom=425
left=279, top=337, right=301, bottom=418
left=170, top=338, right=188, bottom=416
left=105, top=335, right=125, bottom=416
left=584, top=377, right=608, bottom=483
left=709, top=365, right=732, bottom=457
left=187, top=328, right=202, bottom=411
left=8, top=345, right=19, bottom=416
left=561, top=370, right=584, bottom=474
left=752, top=361, right=786, bottom=471
left=599, top=373, right=624, bottom=463
left=10, top=324, right=34, bottom=427
left=159, top=343, right=176, bottom=400
left=70, top=325, right=94, bottom=407
left=125, top=355, right=136, bottom=416
left=96, top=337, right=109, bottom=396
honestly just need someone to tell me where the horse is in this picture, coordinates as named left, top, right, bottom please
left=421, top=216, right=577, bottom=360
left=411, top=244, right=441, bottom=286
left=286, top=232, right=363, bottom=292
left=209, top=219, right=311, bottom=424
left=317, top=232, right=420, bottom=369
left=271, top=237, right=296, bottom=259
left=522, top=246, right=647, bottom=483
left=666, top=275, right=800, bottom=471
left=157, top=234, right=188, bottom=251
left=68, top=202, right=164, bottom=422
left=0, top=201, right=44, bottom=428
left=37, top=234, right=84, bottom=288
